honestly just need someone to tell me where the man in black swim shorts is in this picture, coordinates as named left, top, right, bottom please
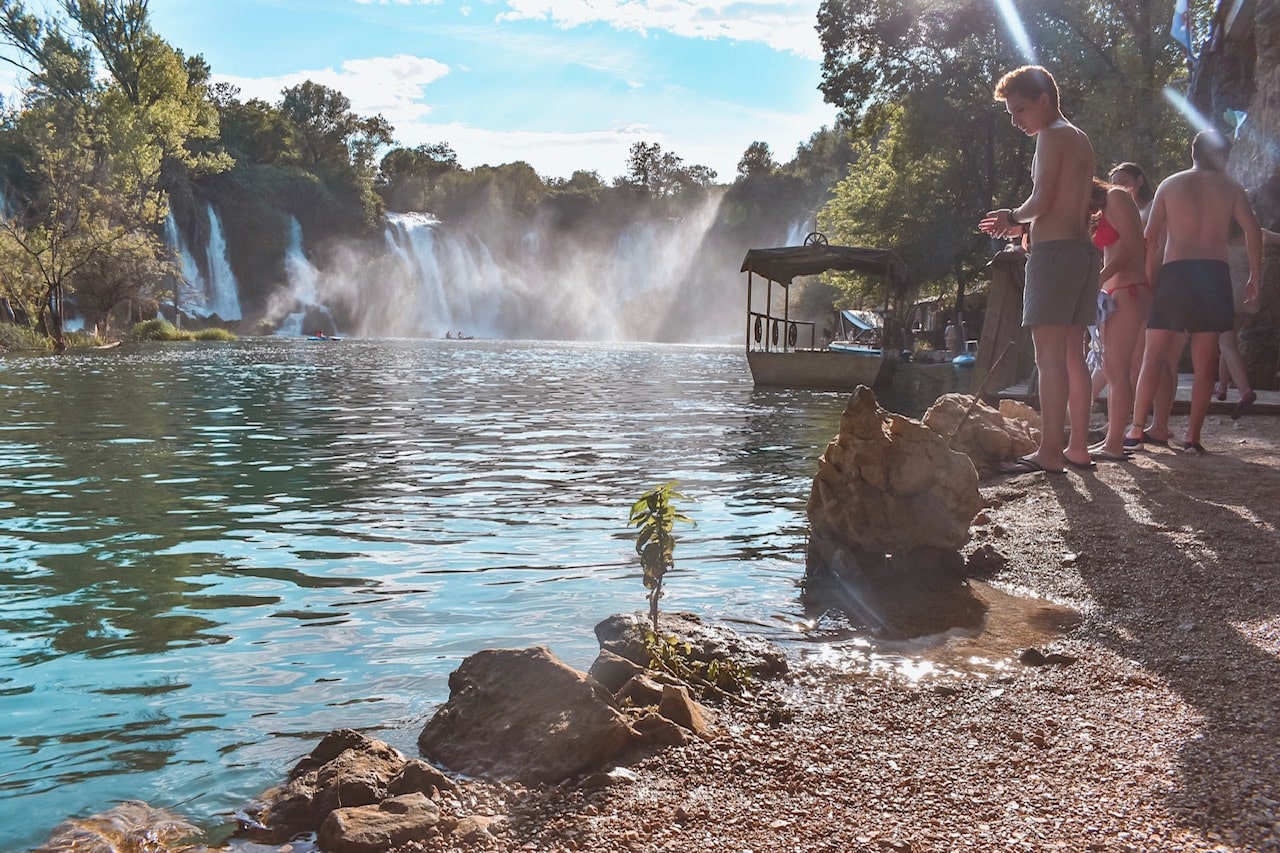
left=1128, top=131, right=1263, bottom=454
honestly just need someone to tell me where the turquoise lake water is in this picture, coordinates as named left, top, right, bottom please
left=0, top=338, right=967, bottom=848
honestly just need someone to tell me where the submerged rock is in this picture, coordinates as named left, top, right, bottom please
left=32, top=802, right=201, bottom=853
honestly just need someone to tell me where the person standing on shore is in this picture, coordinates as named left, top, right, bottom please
left=1087, top=177, right=1150, bottom=462
left=1125, top=130, right=1263, bottom=454
left=1216, top=223, right=1280, bottom=416
left=980, top=65, right=1099, bottom=474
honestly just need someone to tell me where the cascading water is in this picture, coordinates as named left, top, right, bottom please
left=363, top=193, right=734, bottom=341
left=204, top=204, right=242, bottom=321
left=164, top=211, right=207, bottom=314
left=784, top=219, right=813, bottom=246
left=163, top=207, right=242, bottom=321
left=273, top=216, right=335, bottom=336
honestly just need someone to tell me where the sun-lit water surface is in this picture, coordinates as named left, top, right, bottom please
left=0, top=337, right=968, bottom=849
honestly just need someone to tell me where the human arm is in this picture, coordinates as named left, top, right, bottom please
left=1098, top=188, right=1144, bottom=284
left=1235, top=190, right=1264, bottom=307
left=1143, top=188, right=1167, bottom=285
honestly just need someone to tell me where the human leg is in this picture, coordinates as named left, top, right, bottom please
left=1150, top=332, right=1187, bottom=441
left=1218, top=326, right=1251, bottom=398
left=1094, top=288, right=1149, bottom=456
left=1184, top=331, right=1220, bottom=448
left=1065, top=326, right=1094, bottom=465
left=1128, top=328, right=1175, bottom=444
left=1029, top=324, right=1071, bottom=470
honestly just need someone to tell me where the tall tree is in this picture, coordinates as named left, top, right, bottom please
left=0, top=0, right=231, bottom=340
left=377, top=142, right=460, bottom=212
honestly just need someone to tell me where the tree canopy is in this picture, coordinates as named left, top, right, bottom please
left=814, top=0, right=1191, bottom=302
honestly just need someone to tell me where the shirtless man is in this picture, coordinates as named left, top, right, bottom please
left=1126, top=130, right=1263, bottom=453
left=980, top=65, right=1099, bottom=474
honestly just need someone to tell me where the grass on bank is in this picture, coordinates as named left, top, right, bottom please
left=127, top=319, right=237, bottom=342
left=0, top=325, right=120, bottom=351
left=1, top=320, right=236, bottom=352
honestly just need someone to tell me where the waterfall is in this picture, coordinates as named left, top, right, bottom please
left=164, top=212, right=207, bottom=315
left=371, top=194, right=731, bottom=341
left=163, top=207, right=242, bottom=322
left=784, top=219, right=812, bottom=247
left=204, top=204, right=242, bottom=321
left=274, top=216, right=334, bottom=336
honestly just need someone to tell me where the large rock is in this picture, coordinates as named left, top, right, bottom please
left=318, top=792, right=442, bottom=853
left=807, top=386, right=982, bottom=557
left=593, top=611, right=789, bottom=679
left=922, top=393, right=1039, bottom=478
left=418, top=646, right=637, bottom=784
left=252, top=729, right=452, bottom=840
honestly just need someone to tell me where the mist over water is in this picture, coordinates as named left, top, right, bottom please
left=267, top=192, right=739, bottom=342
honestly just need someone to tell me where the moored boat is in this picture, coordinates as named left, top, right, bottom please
left=741, top=234, right=907, bottom=390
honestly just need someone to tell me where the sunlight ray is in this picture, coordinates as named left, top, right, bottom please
left=1163, top=86, right=1215, bottom=133
left=994, top=0, right=1037, bottom=64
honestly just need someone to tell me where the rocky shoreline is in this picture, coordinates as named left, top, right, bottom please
left=36, top=410, right=1280, bottom=852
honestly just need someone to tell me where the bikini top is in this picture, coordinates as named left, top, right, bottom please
left=1093, top=214, right=1120, bottom=249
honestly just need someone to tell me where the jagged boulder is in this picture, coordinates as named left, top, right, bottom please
left=418, top=646, right=637, bottom=784
left=593, top=611, right=789, bottom=680
left=251, top=729, right=454, bottom=841
left=807, top=386, right=983, bottom=557
left=922, top=393, right=1040, bottom=478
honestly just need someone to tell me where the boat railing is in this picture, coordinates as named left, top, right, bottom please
left=748, top=311, right=817, bottom=352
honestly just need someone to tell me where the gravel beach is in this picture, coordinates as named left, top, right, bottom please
left=412, top=411, right=1280, bottom=853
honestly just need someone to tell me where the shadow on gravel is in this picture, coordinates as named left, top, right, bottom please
left=1052, top=452, right=1280, bottom=848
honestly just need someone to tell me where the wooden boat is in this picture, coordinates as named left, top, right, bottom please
left=741, top=235, right=906, bottom=390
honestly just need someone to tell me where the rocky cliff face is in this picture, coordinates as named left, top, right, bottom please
left=1227, top=0, right=1279, bottom=195
left=1204, top=0, right=1280, bottom=388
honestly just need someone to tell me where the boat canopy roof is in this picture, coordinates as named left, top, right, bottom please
left=740, top=244, right=909, bottom=287
left=840, top=309, right=880, bottom=331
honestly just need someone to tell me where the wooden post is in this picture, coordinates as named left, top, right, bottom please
left=973, top=248, right=1034, bottom=399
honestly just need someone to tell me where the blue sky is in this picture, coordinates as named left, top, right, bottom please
left=135, top=0, right=840, bottom=182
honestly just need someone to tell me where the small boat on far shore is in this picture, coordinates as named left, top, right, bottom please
left=952, top=340, right=978, bottom=367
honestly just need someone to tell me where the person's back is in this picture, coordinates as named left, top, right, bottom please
left=1128, top=129, right=1263, bottom=453
left=1157, top=167, right=1245, bottom=263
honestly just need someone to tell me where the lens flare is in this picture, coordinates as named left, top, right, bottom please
left=1163, top=86, right=1215, bottom=133
left=994, top=0, right=1037, bottom=64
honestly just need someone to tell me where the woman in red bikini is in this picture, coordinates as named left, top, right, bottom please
left=1087, top=177, right=1150, bottom=461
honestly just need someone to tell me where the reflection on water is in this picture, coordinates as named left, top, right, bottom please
left=0, top=339, right=974, bottom=848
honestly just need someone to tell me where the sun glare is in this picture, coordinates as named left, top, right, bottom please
left=993, top=0, right=1037, bottom=64
left=1163, top=86, right=1216, bottom=133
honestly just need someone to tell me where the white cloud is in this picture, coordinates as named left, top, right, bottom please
left=496, top=0, right=823, bottom=59
left=215, top=54, right=450, bottom=124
